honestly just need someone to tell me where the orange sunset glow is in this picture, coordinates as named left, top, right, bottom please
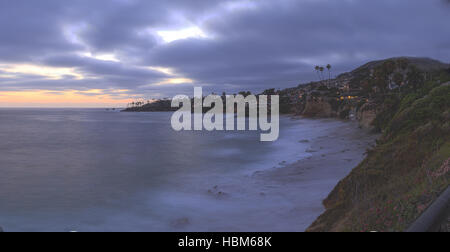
left=0, top=90, right=133, bottom=108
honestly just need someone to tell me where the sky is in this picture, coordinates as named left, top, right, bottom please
left=0, top=0, right=449, bottom=107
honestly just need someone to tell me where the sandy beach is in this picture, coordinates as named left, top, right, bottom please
left=252, top=118, right=378, bottom=231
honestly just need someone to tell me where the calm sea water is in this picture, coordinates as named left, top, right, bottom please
left=0, top=109, right=344, bottom=232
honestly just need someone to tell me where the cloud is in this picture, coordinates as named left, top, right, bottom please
left=0, top=0, right=449, bottom=105
left=147, top=0, right=450, bottom=92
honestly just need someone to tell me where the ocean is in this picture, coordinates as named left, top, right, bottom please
left=0, top=109, right=361, bottom=232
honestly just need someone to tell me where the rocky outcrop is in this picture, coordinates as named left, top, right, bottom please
left=302, top=98, right=334, bottom=118
left=357, top=103, right=378, bottom=129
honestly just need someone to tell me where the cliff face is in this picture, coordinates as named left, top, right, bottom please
left=302, top=98, right=334, bottom=118
left=307, top=83, right=450, bottom=232
left=300, top=59, right=450, bottom=232
left=357, top=103, right=378, bottom=129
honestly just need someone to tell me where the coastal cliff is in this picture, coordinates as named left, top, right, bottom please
left=356, top=103, right=378, bottom=129
left=307, top=81, right=450, bottom=232
left=280, top=57, right=450, bottom=129
left=302, top=98, right=334, bottom=118
left=295, top=57, right=450, bottom=231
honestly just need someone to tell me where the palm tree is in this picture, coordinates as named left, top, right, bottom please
left=319, top=66, right=325, bottom=81
left=315, top=66, right=321, bottom=81
left=326, top=64, right=332, bottom=81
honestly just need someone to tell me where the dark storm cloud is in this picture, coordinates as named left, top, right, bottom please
left=0, top=0, right=228, bottom=61
left=0, top=1, right=78, bottom=62
left=43, top=55, right=166, bottom=83
left=0, top=0, right=449, bottom=97
left=147, top=0, right=450, bottom=93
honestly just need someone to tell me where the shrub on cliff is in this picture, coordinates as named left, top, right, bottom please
left=307, top=82, right=450, bottom=232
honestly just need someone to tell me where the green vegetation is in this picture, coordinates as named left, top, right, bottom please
left=308, top=70, right=450, bottom=232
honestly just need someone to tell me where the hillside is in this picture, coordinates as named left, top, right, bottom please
left=306, top=66, right=450, bottom=231
left=276, top=57, right=450, bottom=126
left=348, top=57, right=449, bottom=76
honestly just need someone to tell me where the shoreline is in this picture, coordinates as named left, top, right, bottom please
left=0, top=112, right=378, bottom=232
left=253, top=118, right=379, bottom=231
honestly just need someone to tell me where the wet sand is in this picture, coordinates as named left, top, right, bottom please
left=252, top=118, right=379, bottom=231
